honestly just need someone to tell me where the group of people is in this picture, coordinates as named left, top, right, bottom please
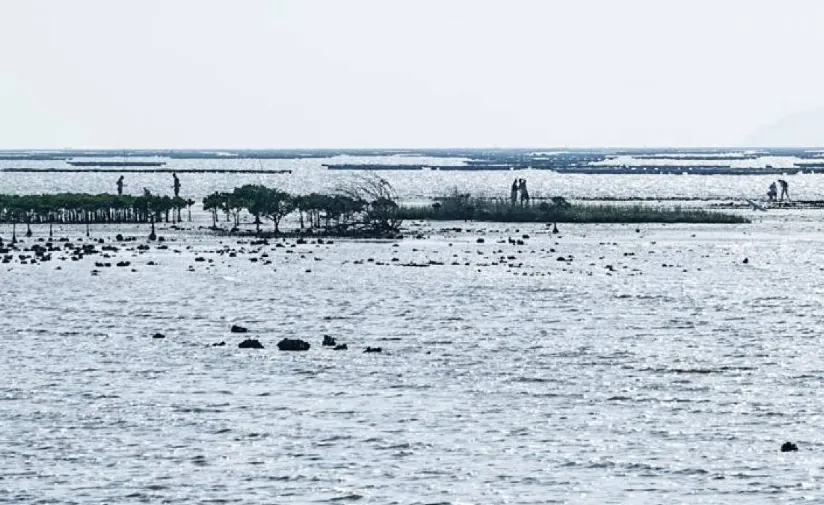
left=510, top=178, right=530, bottom=205
left=767, top=179, right=789, bottom=202
left=117, top=173, right=181, bottom=197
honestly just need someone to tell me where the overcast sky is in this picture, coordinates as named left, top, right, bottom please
left=2, top=0, right=824, bottom=149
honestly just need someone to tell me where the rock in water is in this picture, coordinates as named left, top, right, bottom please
left=781, top=441, right=798, bottom=452
left=238, top=339, right=264, bottom=349
left=322, top=335, right=337, bottom=346
left=152, top=333, right=166, bottom=339
left=334, top=343, right=348, bottom=350
left=277, top=338, right=310, bottom=351
left=364, top=346, right=382, bottom=353
left=230, top=325, right=249, bottom=333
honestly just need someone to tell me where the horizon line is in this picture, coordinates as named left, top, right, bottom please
left=2, top=146, right=824, bottom=152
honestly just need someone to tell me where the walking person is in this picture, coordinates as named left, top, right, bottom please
left=778, top=179, right=789, bottom=202
left=116, top=175, right=124, bottom=196
left=510, top=178, right=519, bottom=205
left=172, top=173, right=181, bottom=197
left=519, top=178, right=530, bottom=206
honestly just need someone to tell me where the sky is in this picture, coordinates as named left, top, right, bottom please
left=2, top=0, right=824, bottom=149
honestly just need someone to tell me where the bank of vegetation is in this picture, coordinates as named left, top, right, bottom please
left=0, top=194, right=192, bottom=225
left=0, top=178, right=749, bottom=242
left=202, top=174, right=402, bottom=237
left=396, top=194, right=750, bottom=224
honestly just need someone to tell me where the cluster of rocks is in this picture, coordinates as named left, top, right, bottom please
left=152, top=325, right=382, bottom=353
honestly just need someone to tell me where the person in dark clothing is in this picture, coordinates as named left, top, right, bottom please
left=173, top=173, right=181, bottom=197
left=510, top=179, right=519, bottom=205
left=778, top=179, right=789, bottom=201
left=116, top=176, right=124, bottom=196
left=519, top=178, right=529, bottom=205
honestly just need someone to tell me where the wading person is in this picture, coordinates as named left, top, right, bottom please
left=173, top=173, right=181, bottom=197
left=778, top=179, right=789, bottom=201
left=510, top=178, right=519, bottom=205
left=767, top=181, right=777, bottom=202
left=116, top=175, right=124, bottom=196
left=519, top=178, right=529, bottom=206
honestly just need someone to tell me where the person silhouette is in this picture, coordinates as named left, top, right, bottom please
left=116, top=176, right=124, bottom=196
left=778, top=179, right=789, bottom=201
left=510, top=178, right=519, bottom=205
left=173, top=173, right=181, bottom=197
left=519, top=178, right=530, bottom=205
left=767, top=182, right=777, bottom=202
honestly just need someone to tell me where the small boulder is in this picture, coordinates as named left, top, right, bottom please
left=230, top=325, right=248, bottom=333
left=277, top=338, right=310, bottom=351
left=238, top=339, right=264, bottom=349
left=152, top=333, right=165, bottom=339
left=322, top=335, right=337, bottom=346
left=781, top=441, right=798, bottom=452
left=364, top=346, right=382, bottom=353
left=333, top=343, right=348, bottom=350
left=212, top=341, right=227, bottom=347
left=743, top=258, right=749, bottom=264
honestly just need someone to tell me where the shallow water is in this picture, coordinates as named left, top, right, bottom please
left=3, top=156, right=824, bottom=203
left=2, top=211, right=824, bottom=503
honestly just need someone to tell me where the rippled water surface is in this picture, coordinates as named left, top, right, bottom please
left=2, top=166, right=824, bottom=504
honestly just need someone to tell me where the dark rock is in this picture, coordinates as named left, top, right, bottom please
left=781, top=441, right=798, bottom=452
left=476, top=238, right=485, bottom=243
left=364, top=346, right=382, bottom=353
left=277, top=338, right=310, bottom=351
left=116, top=261, right=130, bottom=267
left=238, top=339, right=264, bottom=349
left=333, top=344, right=348, bottom=350
left=230, top=325, right=248, bottom=333
left=212, top=341, right=226, bottom=347
left=743, top=258, right=749, bottom=264
left=152, top=333, right=166, bottom=339
left=322, top=335, right=337, bottom=346
left=115, top=234, right=124, bottom=241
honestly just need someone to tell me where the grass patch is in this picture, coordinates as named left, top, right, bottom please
left=396, top=196, right=749, bottom=224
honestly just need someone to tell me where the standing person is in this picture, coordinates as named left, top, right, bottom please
left=116, top=175, right=124, bottom=196
left=510, top=178, right=519, bottom=205
left=767, top=181, right=777, bottom=202
left=172, top=173, right=181, bottom=197
left=519, top=178, right=529, bottom=206
left=778, top=179, right=789, bottom=201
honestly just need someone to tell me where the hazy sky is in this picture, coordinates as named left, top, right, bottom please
left=2, top=0, right=824, bottom=148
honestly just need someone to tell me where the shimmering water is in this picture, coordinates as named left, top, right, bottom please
left=3, top=156, right=824, bottom=202
left=2, top=163, right=823, bottom=504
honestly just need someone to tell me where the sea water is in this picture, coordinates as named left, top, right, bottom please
left=1, top=160, right=823, bottom=504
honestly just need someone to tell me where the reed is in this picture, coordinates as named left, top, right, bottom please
left=396, top=196, right=749, bottom=224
